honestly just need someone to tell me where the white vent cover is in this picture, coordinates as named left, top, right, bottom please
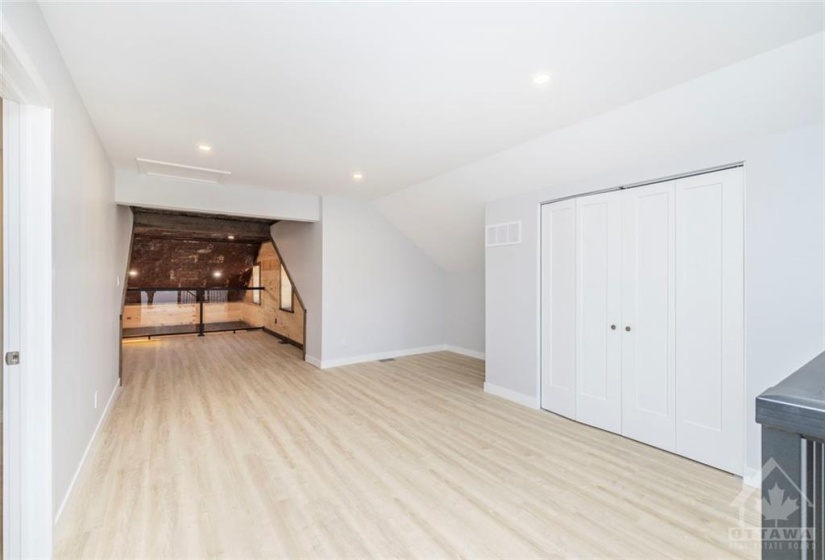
left=136, top=158, right=232, bottom=184
left=486, top=221, right=522, bottom=247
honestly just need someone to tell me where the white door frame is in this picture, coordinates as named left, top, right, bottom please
left=1, top=21, right=55, bottom=559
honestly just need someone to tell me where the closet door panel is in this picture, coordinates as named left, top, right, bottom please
left=540, top=200, right=577, bottom=418
left=621, top=182, right=676, bottom=451
left=576, top=192, right=622, bottom=434
left=675, top=168, right=744, bottom=475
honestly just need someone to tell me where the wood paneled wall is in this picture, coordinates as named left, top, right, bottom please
left=123, top=302, right=255, bottom=328
left=249, top=242, right=305, bottom=345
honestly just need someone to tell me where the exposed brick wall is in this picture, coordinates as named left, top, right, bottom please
left=127, top=235, right=260, bottom=289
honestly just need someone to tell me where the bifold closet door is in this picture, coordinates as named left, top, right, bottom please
left=675, top=168, right=744, bottom=474
left=621, top=182, right=676, bottom=451
left=540, top=200, right=577, bottom=419
left=575, top=192, right=622, bottom=434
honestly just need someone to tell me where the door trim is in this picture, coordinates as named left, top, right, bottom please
left=1, top=22, right=55, bottom=559
left=538, top=162, right=744, bottom=207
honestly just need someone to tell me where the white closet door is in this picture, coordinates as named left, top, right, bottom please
left=540, top=200, right=577, bottom=418
left=576, top=192, right=622, bottom=434
left=621, top=182, right=676, bottom=451
left=675, top=168, right=744, bottom=474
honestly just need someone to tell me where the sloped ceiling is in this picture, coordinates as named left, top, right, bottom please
left=372, top=32, right=825, bottom=271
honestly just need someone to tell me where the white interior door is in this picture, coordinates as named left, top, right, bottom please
left=621, top=182, right=676, bottom=451
left=540, top=200, right=577, bottom=418
left=576, top=192, right=622, bottom=434
left=675, top=168, right=744, bottom=474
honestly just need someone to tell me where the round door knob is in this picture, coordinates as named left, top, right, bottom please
left=625, top=326, right=632, bottom=332
left=610, top=324, right=616, bottom=330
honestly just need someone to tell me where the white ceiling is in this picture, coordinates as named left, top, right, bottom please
left=41, top=1, right=823, bottom=201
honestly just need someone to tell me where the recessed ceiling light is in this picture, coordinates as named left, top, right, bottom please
left=213, top=271, right=222, bottom=278
left=352, top=172, right=364, bottom=181
left=198, top=144, right=213, bottom=152
left=128, top=270, right=138, bottom=277
left=532, top=72, right=551, bottom=86
left=227, top=235, right=235, bottom=240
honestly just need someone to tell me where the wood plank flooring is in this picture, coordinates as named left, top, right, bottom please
left=55, top=331, right=759, bottom=558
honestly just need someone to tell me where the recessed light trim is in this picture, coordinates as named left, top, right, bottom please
left=198, top=144, right=213, bottom=152
left=533, top=72, right=551, bottom=86
left=352, top=172, right=364, bottom=181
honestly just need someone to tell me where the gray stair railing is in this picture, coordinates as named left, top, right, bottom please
left=756, top=351, right=825, bottom=559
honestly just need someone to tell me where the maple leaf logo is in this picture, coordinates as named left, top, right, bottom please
left=762, top=483, right=799, bottom=523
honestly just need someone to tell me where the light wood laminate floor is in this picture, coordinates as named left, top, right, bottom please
left=56, top=332, right=759, bottom=559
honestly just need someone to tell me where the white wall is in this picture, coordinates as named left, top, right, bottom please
left=273, top=196, right=454, bottom=368
left=271, top=219, right=323, bottom=362
left=115, top=169, right=321, bottom=222
left=2, top=1, right=126, bottom=519
left=486, top=123, right=824, bottom=478
left=319, top=196, right=447, bottom=367
left=444, top=270, right=485, bottom=358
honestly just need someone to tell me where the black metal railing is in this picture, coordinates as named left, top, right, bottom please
left=123, top=287, right=265, bottom=339
left=756, top=352, right=825, bottom=559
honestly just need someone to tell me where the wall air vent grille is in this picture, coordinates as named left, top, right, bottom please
left=486, top=221, right=522, bottom=247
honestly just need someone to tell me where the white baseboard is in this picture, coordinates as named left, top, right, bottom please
left=305, top=355, right=322, bottom=369
left=443, top=345, right=485, bottom=360
left=483, top=382, right=540, bottom=409
left=743, top=466, right=761, bottom=489
left=54, top=379, right=120, bottom=526
left=319, top=345, right=446, bottom=369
